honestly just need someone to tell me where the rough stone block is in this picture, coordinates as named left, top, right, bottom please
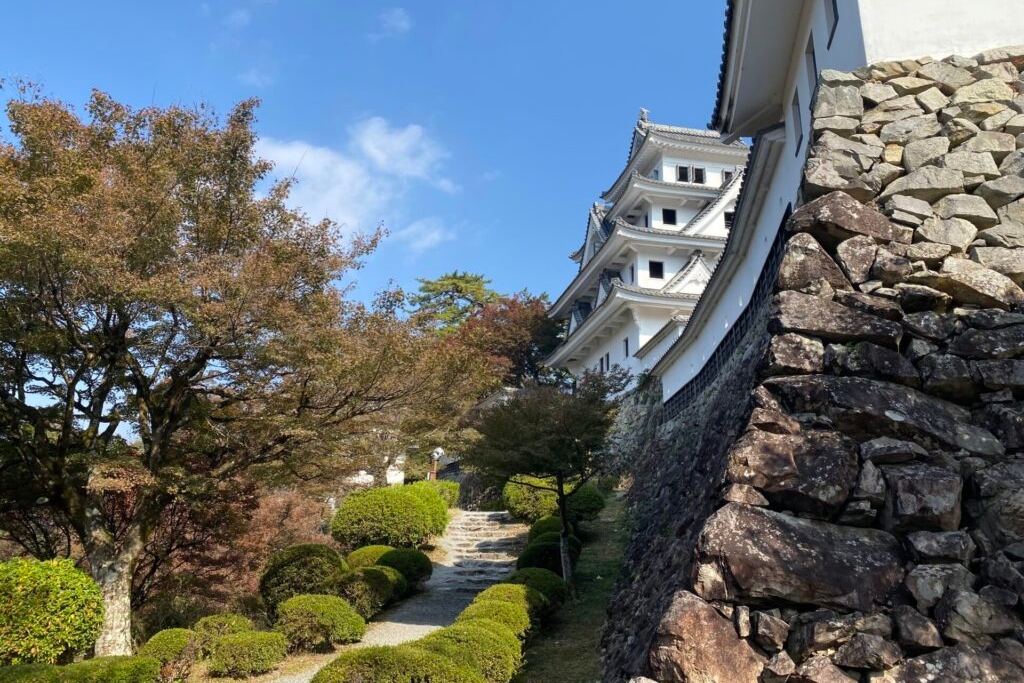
left=905, top=563, right=975, bottom=610
left=790, top=191, right=912, bottom=247
left=768, top=332, right=826, bottom=375
left=879, top=166, right=965, bottom=203
left=770, top=291, right=903, bottom=347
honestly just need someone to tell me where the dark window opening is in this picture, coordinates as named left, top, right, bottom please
left=629, top=264, right=635, bottom=283
left=676, top=165, right=690, bottom=182
left=599, top=356, right=605, bottom=373
left=805, top=35, right=818, bottom=109
left=825, top=0, right=839, bottom=49
left=722, top=170, right=734, bottom=185
left=693, top=167, right=706, bottom=184
left=649, top=260, right=664, bottom=279
left=791, top=91, right=803, bottom=156
left=623, top=337, right=629, bottom=357
left=724, top=211, right=735, bottom=229
left=662, top=208, right=677, bottom=225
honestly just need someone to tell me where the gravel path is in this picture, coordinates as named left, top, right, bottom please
left=267, top=510, right=529, bottom=683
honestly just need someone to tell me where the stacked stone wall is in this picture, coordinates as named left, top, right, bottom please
left=603, top=45, right=1024, bottom=683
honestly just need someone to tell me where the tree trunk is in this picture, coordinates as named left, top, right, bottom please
left=555, top=476, right=574, bottom=586
left=86, top=523, right=146, bottom=657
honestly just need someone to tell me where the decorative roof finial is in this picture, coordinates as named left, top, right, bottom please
left=638, top=107, right=650, bottom=124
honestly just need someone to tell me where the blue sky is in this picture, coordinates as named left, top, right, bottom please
left=1, top=1, right=729, bottom=301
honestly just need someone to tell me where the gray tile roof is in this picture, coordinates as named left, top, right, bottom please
left=710, top=0, right=737, bottom=131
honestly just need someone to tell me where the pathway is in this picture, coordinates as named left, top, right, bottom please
left=268, top=510, right=529, bottom=683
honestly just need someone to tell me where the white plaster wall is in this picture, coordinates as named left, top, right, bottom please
left=635, top=248, right=688, bottom=289
left=572, top=318, right=643, bottom=376
left=637, top=323, right=685, bottom=369
left=650, top=202, right=700, bottom=229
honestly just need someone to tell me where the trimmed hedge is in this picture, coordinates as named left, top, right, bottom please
left=473, top=584, right=548, bottom=625
left=346, top=545, right=394, bottom=569
left=405, top=482, right=449, bottom=535
left=206, top=632, right=287, bottom=678
left=191, top=613, right=253, bottom=654
left=372, top=565, right=409, bottom=600
left=506, top=568, right=569, bottom=609
left=137, top=628, right=197, bottom=681
left=377, top=548, right=433, bottom=586
left=455, top=600, right=531, bottom=641
left=332, top=568, right=395, bottom=619
left=0, top=558, right=105, bottom=665
left=516, top=541, right=579, bottom=577
left=567, top=483, right=606, bottom=522
left=331, top=487, right=434, bottom=549
left=259, top=544, right=348, bottom=615
left=426, top=480, right=460, bottom=508
left=0, top=657, right=162, bottom=683
left=311, top=645, right=485, bottom=683
left=527, top=516, right=563, bottom=542
left=274, top=594, right=365, bottom=652
left=530, top=532, right=582, bottom=557
left=418, top=620, right=522, bottom=683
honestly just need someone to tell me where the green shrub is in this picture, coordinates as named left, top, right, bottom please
left=206, top=632, right=287, bottom=678
left=191, top=613, right=253, bottom=654
left=527, top=516, right=563, bottom=542
left=346, top=545, right=394, bottom=569
left=501, top=477, right=558, bottom=522
left=138, top=628, right=197, bottom=681
left=376, top=547, right=433, bottom=585
left=372, top=565, right=409, bottom=600
left=567, top=483, right=606, bottom=522
left=0, top=558, right=105, bottom=665
left=274, top=594, right=365, bottom=652
left=405, top=481, right=449, bottom=535
left=530, top=532, right=582, bottom=556
left=516, top=541, right=579, bottom=577
left=455, top=600, right=531, bottom=641
left=259, top=544, right=348, bottom=615
left=473, top=584, right=549, bottom=625
left=311, top=645, right=485, bottom=683
left=332, top=568, right=395, bottom=619
left=0, top=657, right=164, bottom=683
left=427, top=480, right=460, bottom=508
left=331, top=487, right=434, bottom=549
left=0, top=665, right=58, bottom=682
left=506, top=568, right=569, bottom=610
left=418, top=620, right=522, bottom=683
left=596, top=475, right=620, bottom=493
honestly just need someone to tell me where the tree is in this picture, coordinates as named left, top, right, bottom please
left=461, top=369, right=627, bottom=581
left=0, top=89, right=494, bottom=654
left=408, top=271, right=498, bottom=332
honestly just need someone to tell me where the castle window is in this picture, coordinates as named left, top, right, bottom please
left=649, top=261, right=664, bottom=279
left=722, top=170, right=734, bottom=184
left=676, top=165, right=690, bottom=182
left=629, top=264, right=635, bottom=284
left=791, top=91, right=804, bottom=155
left=824, top=0, right=839, bottom=49
left=623, top=337, right=629, bottom=357
left=805, top=35, right=818, bottom=105
left=693, top=167, right=706, bottom=184
left=662, top=208, right=677, bottom=225
left=724, top=211, right=735, bottom=229
left=599, top=356, right=605, bottom=373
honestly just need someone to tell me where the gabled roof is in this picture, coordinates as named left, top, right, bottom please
left=628, top=108, right=745, bottom=164
left=570, top=203, right=610, bottom=265
left=663, top=251, right=715, bottom=294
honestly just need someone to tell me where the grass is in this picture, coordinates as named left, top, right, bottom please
left=515, top=494, right=627, bottom=683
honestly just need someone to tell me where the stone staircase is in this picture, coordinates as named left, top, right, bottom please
left=432, top=510, right=529, bottom=593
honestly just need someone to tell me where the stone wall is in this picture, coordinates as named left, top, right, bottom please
left=603, top=46, right=1024, bottom=683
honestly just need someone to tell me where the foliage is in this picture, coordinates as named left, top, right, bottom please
left=0, top=558, right=105, bottom=665
left=516, top=542, right=579, bottom=577
left=331, top=568, right=395, bottom=619
left=0, top=657, right=162, bottom=683
left=403, top=482, right=449, bottom=535
left=259, top=544, right=348, bottom=615
left=527, top=516, right=563, bottom=543
left=137, top=629, right=197, bottom=681
left=273, top=594, right=365, bottom=652
left=459, top=293, right=564, bottom=385
left=372, top=566, right=410, bottom=600
left=596, top=475, right=620, bottom=494
left=455, top=600, right=531, bottom=641
left=0, top=664, right=57, bottom=683
left=505, top=569, right=569, bottom=610
left=191, top=614, right=253, bottom=654
left=345, top=545, right=394, bottom=569
left=408, top=272, right=498, bottom=332
left=530, top=533, right=582, bottom=556
left=566, top=483, right=606, bottom=522
left=473, top=584, right=549, bottom=625
left=501, top=478, right=558, bottom=523
left=206, top=632, right=287, bottom=678
left=418, top=620, right=522, bottom=683
left=331, top=488, right=434, bottom=550
left=426, top=480, right=460, bottom=508
left=376, top=548, right=433, bottom=586
left=312, top=645, right=486, bottom=683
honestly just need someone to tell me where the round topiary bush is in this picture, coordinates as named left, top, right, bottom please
left=566, top=483, right=606, bottom=522
left=506, top=568, right=569, bottom=610
left=455, top=600, right=531, bottom=641
left=206, top=632, right=287, bottom=678
left=501, top=477, right=558, bottom=522
left=331, top=568, right=395, bottom=619
left=527, top=516, right=563, bottom=542
left=418, top=620, right=522, bottom=683
left=60, top=656, right=162, bottom=682
left=191, top=613, right=254, bottom=654
left=259, top=544, right=348, bottom=615
left=376, top=548, right=433, bottom=586
left=404, top=482, right=449, bottom=535
left=345, top=545, right=394, bottom=569
left=529, top=532, right=582, bottom=556
left=371, top=565, right=409, bottom=600
left=273, top=594, right=365, bottom=652
left=473, top=584, right=549, bottom=625
left=138, top=628, right=198, bottom=681
left=515, top=541, right=579, bottom=577
left=311, top=645, right=486, bottom=683
left=0, top=558, right=105, bottom=665
left=331, top=487, right=433, bottom=549
left=427, top=480, right=460, bottom=508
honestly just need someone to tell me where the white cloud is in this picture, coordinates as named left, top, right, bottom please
left=369, top=7, right=412, bottom=41
left=238, top=67, right=274, bottom=88
left=225, top=8, right=251, bottom=28
left=255, top=116, right=457, bottom=254
left=391, top=218, right=455, bottom=254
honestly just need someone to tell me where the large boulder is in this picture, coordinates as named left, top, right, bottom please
left=778, top=233, right=854, bottom=293
left=770, top=291, right=903, bottom=347
left=646, top=590, right=765, bottom=683
left=878, top=167, right=965, bottom=203
left=889, top=644, right=1024, bottom=682
left=881, top=463, right=963, bottom=532
left=934, top=589, right=1023, bottom=646
left=908, top=258, right=1024, bottom=309
left=763, top=375, right=1004, bottom=458
left=971, top=461, right=1024, bottom=546
left=789, top=191, right=911, bottom=247
left=694, top=503, right=904, bottom=612
left=948, top=324, right=1024, bottom=359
